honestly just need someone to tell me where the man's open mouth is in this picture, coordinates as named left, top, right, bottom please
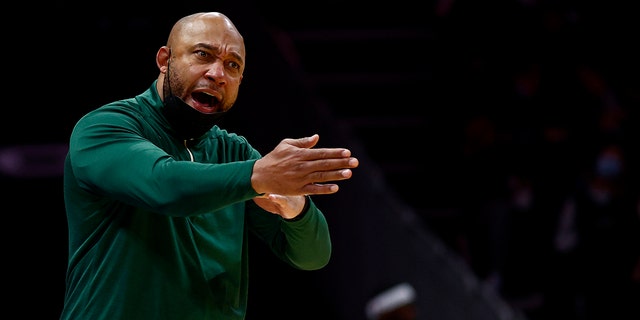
left=192, top=92, right=220, bottom=113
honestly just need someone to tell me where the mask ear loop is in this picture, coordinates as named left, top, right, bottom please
left=164, top=47, right=175, bottom=100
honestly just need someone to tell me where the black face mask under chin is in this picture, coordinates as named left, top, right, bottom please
left=162, top=94, right=227, bottom=140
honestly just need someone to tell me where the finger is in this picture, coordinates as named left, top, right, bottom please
left=306, top=169, right=353, bottom=185
left=300, top=158, right=359, bottom=174
left=300, top=148, right=352, bottom=160
left=302, top=183, right=340, bottom=195
left=283, top=134, right=319, bottom=149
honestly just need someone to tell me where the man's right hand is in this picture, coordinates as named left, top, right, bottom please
left=251, top=134, right=359, bottom=196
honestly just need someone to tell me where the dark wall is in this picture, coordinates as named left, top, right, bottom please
left=7, top=1, right=640, bottom=319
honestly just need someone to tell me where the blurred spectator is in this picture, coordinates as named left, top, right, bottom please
left=549, top=141, right=640, bottom=319
left=365, top=282, right=417, bottom=320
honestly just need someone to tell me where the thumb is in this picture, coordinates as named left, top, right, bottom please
left=287, top=134, right=319, bottom=149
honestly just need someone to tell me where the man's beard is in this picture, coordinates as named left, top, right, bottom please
left=161, top=64, right=227, bottom=140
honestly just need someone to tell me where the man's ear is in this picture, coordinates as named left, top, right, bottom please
left=156, top=46, right=171, bottom=72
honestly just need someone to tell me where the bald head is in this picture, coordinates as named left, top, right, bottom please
left=167, top=12, right=244, bottom=49
left=155, top=11, right=246, bottom=122
left=156, top=11, right=246, bottom=94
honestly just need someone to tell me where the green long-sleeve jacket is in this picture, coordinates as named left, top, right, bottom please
left=60, top=80, right=332, bottom=320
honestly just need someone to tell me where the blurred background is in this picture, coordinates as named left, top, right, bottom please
left=4, top=1, right=639, bottom=319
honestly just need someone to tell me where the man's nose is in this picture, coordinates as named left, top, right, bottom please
left=205, top=61, right=226, bottom=84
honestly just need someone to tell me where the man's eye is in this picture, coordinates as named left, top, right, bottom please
left=228, top=61, right=240, bottom=70
left=197, top=51, right=208, bottom=57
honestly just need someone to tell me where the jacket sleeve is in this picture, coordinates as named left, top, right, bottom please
left=246, top=197, right=332, bottom=270
left=68, top=105, right=260, bottom=216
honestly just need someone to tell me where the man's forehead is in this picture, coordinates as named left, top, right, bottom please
left=182, top=22, right=243, bottom=47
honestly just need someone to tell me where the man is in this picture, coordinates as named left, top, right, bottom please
left=60, top=12, right=358, bottom=320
